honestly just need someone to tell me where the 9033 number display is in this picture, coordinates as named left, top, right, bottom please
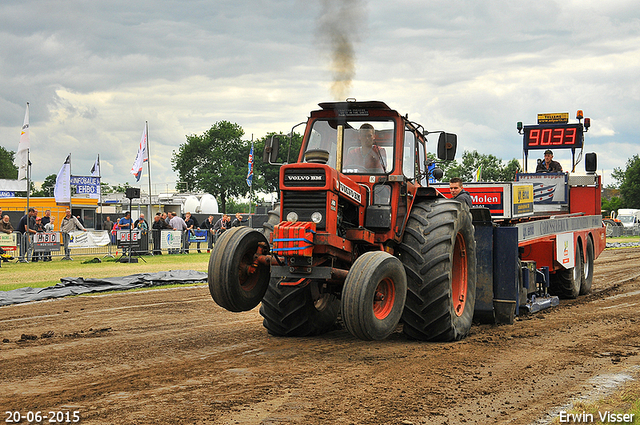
left=523, top=123, right=583, bottom=150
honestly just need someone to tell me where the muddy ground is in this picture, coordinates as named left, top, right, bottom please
left=1, top=248, right=639, bottom=425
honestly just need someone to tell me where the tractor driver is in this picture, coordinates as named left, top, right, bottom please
left=343, top=123, right=386, bottom=172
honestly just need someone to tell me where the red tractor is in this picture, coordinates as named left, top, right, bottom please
left=208, top=100, right=476, bottom=341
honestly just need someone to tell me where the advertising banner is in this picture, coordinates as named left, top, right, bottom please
left=69, top=230, right=111, bottom=248
left=70, top=175, right=101, bottom=197
left=0, top=233, right=18, bottom=252
left=161, top=230, right=182, bottom=249
left=116, top=230, right=142, bottom=249
left=188, top=229, right=208, bottom=243
left=33, top=232, right=61, bottom=252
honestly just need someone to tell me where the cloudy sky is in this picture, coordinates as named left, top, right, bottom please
left=1, top=0, right=638, bottom=193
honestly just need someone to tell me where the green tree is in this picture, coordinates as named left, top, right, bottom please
left=172, top=121, right=249, bottom=213
left=444, top=150, right=521, bottom=182
left=0, top=146, right=18, bottom=179
left=252, top=132, right=304, bottom=194
left=602, top=197, right=623, bottom=216
left=32, top=174, right=57, bottom=197
left=612, top=154, right=640, bottom=208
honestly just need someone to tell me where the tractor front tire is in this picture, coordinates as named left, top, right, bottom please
left=259, top=279, right=340, bottom=337
left=398, top=199, right=477, bottom=342
left=208, top=227, right=270, bottom=312
left=341, top=251, right=407, bottom=341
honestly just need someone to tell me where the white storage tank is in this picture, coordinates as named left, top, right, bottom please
left=199, top=194, right=219, bottom=214
left=183, top=195, right=200, bottom=214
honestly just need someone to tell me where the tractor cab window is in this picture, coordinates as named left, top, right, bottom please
left=302, top=119, right=395, bottom=174
left=341, top=120, right=395, bottom=174
left=304, top=120, right=339, bottom=168
left=403, top=130, right=416, bottom=180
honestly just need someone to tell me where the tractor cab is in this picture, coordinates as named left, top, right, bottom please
left=265, top=100, right=456, bottom=243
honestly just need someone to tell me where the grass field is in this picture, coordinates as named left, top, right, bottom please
left=0, top=252, right=210, bottom=291
left=1, top=234, right=636, bottom=292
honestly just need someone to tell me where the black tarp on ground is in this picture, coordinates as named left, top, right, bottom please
left=0, top=270, right=208, bottom=307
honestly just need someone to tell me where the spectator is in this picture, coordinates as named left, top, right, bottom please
left=17, top=208, right=37, bottom=262
left=61, top=209, right=86, bottom=260
left=134, top=213, right=148, bottom=230
left=0, top=215, right=13, bottom=234
left=231, top=212, right=247, bottom=228
left=449, top=177, right=473, bottom=208
left=119, top=211, right=132, bottom=230
left=41, top=210, right=52, bottom=229
left=152, top=213, right=170, bottom=255
left=43, top=216, right=54, bottom=262
left=103, top=216, right=115, bottom=235
left=200, top=215, right=215, bottom=253
left=169, top=212, right=188, bottom=254
left=213, top=214, right=231, bottom=244
left=32, top=216, right=44, bottom=262
left=184, top=212, right=196, bottom=253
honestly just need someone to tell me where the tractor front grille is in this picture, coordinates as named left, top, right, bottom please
left=282, top=190, right=327, bottom=230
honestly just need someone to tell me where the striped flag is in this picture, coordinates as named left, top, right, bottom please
left=130, top=124, right=148, bottom=182
left=473, top=165, right=482, bottom=182
left=246, top=142, right=254, bottom=187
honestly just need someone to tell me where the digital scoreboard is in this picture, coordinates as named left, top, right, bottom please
left=523, top=123, right=584, bottom=150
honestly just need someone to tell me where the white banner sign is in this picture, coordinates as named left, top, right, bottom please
left=68, top=230, right=111, bottom=248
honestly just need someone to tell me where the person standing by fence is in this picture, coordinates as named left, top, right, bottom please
left=61, top=209, right=86, bottom=260
left=18, top=208, right=37, bottom=262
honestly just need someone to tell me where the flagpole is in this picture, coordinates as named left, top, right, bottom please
left=26, top=149, right=30, bottom=212
left=69, top=153, right=73, bottom=215
left=145, top=121, right=152, bottom=217
left=98, top=154, right=102, bottom=227
left=250, top=135, right=253, bottom=214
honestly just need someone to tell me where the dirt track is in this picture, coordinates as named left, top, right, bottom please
left=1, top=248, right=640, bottom=425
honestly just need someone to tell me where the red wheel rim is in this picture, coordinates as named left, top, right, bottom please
left=238, top=251, right=258, bottom=292
left=451, top=233, right=468, bottom=317
left=373, top=277, right=396, bottom=320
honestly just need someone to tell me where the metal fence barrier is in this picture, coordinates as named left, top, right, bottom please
left=11, top=225, right=260, bottom=262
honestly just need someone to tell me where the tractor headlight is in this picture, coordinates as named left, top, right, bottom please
left=311, top=212, right=323, bottom=224
left=286, top=211, right=299, bottom=222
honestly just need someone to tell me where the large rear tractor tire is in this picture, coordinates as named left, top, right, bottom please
left=341, top=251, right=407, bottom=341
left=580, top=237, right=594, bottom=295
left=208, top=227, right=270, bottom=312
left=259, top=278, right=340, bottom=337
left=398, top=199, right=477, bottom=342
left=550, top=244, right=583, bottom=299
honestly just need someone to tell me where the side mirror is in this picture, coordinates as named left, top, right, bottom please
left=437, top=133, right=457, bottom=160
left=585, top=152, right=597, bottom=173
left=263, top=135, right=280, bottom=164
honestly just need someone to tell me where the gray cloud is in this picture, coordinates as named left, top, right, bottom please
left=0, top=0, right=638, bottom=190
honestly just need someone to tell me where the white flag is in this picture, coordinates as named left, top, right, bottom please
left=130, top=123, right=148, bottom=182
left=54, top=155, right=71, bottom=203
left=16, top=103, right=30, bottom=180
left=91, top=154, right=100, bottom=177
left=90, top=154, right=101, bottom=200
